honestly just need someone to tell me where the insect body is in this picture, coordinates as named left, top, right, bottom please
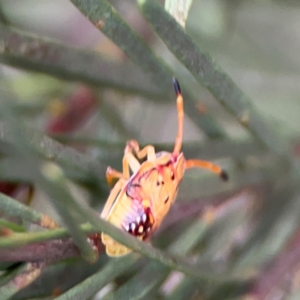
left=101, top=78, right=228, bottom=256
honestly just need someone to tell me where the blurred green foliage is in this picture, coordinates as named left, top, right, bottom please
left=0, top=0, right=299, bottom=299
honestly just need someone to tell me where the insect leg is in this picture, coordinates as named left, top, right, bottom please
left=119, top=140, right=146, bottom=179
left=173, top=78, right=184, bottom=155
left=124, top=152, right=140, bottom=173
left=125, top=140, right=156, bottom=161
left=125, top=139, right=140, bottom=154
left=136, top=145, right=156, bottom=161
left=185, top=159, right=229, bottom=181
left=105, top=148, right=138, bottom=187
left=101, top=178, right=127, bottom=218
left=106, top=166, right=124, bottom=186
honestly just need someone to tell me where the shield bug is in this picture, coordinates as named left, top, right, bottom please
left=101, top=78, right=228, bottom=256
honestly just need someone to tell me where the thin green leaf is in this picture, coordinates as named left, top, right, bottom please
left=0, top=223, right=94, bottom=249
left=0, top=262, right=44, bottom=300
left=164, top=278, right=198, bottom=300
left=38, top=164, right=98, bottom=262
left=70, top=0, right=225, bottom=138
left=165, top=0, right=193, bottom=28
left=0, top=219, right=25, bottom=232
left=50, top=198, right=247, bottom=284
left=138, top=0, right=289, bottom=157
left=235, top=189, right=300, bottom=270
left=0, top=192, right=53, bottom=228
left=56, top=255, right=138, bottom=300
left=0, top=94, right=96, bottom=263
left=0, top=6, right=8, bottom=25
left=0, top=264, right=26, bottom=287
left=105, top=262, right=169, bottom=300
left=0, top=25, right=163, bottom=100
left=12, top=259, right=106, bottom=300
left=0, top=121, right=105, bottom=181
left=51, top=135, right=265, bottom=164
left=0, top=262, right=15, bottom=271
left=104, top=219, right=210, bottom=300
left=287, top=289, right=300, bottom=300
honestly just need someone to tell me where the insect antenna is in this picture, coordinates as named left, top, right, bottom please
left=173, top=78, right=184, bottom=156
left=185, top=159, right=229, bottom=181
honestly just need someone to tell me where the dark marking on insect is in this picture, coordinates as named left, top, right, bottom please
left=126, top=181, right=141, bottom=199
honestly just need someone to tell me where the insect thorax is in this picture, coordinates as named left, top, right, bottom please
left=122, top=154, right=186, bottom=240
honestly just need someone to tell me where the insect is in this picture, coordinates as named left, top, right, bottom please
left=101, top=78, right=228, bottom=256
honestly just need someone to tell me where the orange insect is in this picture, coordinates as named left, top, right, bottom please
left=101, top=78, right=228, bottom=256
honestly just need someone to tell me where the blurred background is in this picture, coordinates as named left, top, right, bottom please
left=1, top=0, right=300, bottom=299
left=3, top=0, right=300, bottom=141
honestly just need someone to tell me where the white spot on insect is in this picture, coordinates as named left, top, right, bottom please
left=138, top=225, right=144, bottom=234
left=124, top=224, right=130, bottom=232
left=136, top=216, right=141, bottom=224
left=131, top=223, right=136, bottom=231
left=142, top=213, right=147, bottom=223
left=147, top=227, right=151, bottom=232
